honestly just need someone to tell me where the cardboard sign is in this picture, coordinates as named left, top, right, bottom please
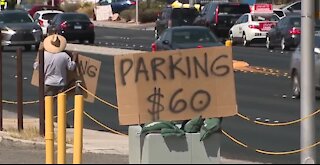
left=94, top=5, right=113, bottom=21
left=114, top=47, right=237, bottom=125
left=31, top=54, right=101, bottom=103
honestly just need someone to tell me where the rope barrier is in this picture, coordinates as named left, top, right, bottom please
left=54, top=109, right=74, bottom=119
left=237, top=108, right=320, bottom=126
left=1, top=86, right=76, bottom=105
left=78, top=85, right=118, bottom=110
left=83, top=111, right=127, bottom=137
left=222, top=129, right=320, bottom=155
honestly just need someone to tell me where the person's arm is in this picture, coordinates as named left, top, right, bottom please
left=67, top=53, right=77, bottom=71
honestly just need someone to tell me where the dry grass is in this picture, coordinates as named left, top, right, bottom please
left=6, top=127, right=44, bottom=142
left=5, top=127, right=74, bottom=144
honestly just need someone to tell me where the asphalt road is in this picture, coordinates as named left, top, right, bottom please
left=1, top=27, right=320, bottom=163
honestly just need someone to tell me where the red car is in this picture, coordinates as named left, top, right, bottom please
left=28, top=5, right=62, bottom=17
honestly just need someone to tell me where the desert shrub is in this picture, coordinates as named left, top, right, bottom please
left=77, top=2, right=94, bottom=18
left=60, top=1, right=81, bottom=12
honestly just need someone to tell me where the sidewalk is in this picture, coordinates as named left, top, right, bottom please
left=92, top=20, right=155, bottom=31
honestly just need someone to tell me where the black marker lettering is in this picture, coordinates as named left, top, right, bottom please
left=120, top=59, right=133, bottom=85
left=210, top=55, right=230, bottom=77
left=193, top=53, right=208, bottom=78
left=169, top=55, right=186, bottom=79
left=151, top=57, right=166, bottom=81
left=135, top=57, right=149, bottom=83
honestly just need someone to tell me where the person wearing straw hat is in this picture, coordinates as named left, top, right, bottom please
left=34, top=34, right=77, bottom=96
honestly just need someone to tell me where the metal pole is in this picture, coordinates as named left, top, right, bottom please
left=51, top=0, right=54, bottom=7
left=136, top=0, right=139, bottom=25
left=57, top=93, right=67, bottom=164
left=17, top=48, right=23, bottom=131
left=189, top=0, right=194, bottom=7
left=301, top=0, right=316, bottom=164
left=73, top=80, right=84, bottom=164
left=45, top=96, right=54, bottom=164
left=0, top=33, right=2, bottom=131
left=39, top=49, right=45, bottom=136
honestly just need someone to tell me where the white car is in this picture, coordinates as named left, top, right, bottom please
left=229, top=13, right=278, bottom=46
left=280, top=1, right=301, bottom=14
left=33, top=10, right=63, bottom=36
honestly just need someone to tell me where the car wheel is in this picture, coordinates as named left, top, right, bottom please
left=292, top=72, right=301, bottom=98
left=89, top=38, right=95, bottom=44
left=242, top=34, right=249, bottom=47
left=229, top=32, right=235, bottom=45
left=155, top=28, right=159, bottom=39
left=24, top=45, right=32, bottom=51
left=266, top=36, right=273, bottom=50
left=281, top=37, right=290, bottom=51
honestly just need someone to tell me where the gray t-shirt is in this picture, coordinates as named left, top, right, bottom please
left=34, top=51, right=76, bottom=86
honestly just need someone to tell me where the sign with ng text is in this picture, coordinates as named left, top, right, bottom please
left=31, top=54, right=101, bottom=103
left=114, top=47, right=237, bottom=125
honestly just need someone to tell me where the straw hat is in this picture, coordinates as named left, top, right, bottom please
left=43, top=34, right=67, bottom=54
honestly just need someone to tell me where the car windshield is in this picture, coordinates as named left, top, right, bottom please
left=172, top=28, right=218, bottom=44
left=171, top=8, right=199, bottom=20
left=42, top=13, right=59, bottom=20
left=61, top=14, right=90, bottom=22
left=218, top=4, right=250, bottom=15
left=0, top=13, right=33, bottom=23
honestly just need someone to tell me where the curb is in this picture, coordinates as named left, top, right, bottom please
left=66, top=43, right=145, bottom=56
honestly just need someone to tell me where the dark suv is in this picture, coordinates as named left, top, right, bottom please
left=154, top=7, right=199, bottom=39
left=193, top=2, right=251, bottom=38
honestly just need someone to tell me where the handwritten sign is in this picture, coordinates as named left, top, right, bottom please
left=31, top=54, right=101, bottom=103
left=114, top=47, right=237, bottom=125
left=94, top=5, right=113, bottom=21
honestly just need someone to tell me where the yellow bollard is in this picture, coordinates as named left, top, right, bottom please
left=45, top=96, right=54, bottom=164
left=57, top=93, right=67, bottom=164
left=73, top=92, right=84, bottom=164
left=225, top=40, right=232, bottom=47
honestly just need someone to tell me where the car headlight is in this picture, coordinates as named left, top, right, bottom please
left=1, top=27, right=16, bottom=35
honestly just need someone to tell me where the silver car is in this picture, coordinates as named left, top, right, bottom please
left=290, top=34, right=320, bottom=97
left=0, top=10, right=42, bottom=51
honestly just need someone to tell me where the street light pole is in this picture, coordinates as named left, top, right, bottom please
left=189, top=0, right=194, bottom=7
left=301, top=0, right=316, bottom=164
left=136, top=0, right=139, bottom=25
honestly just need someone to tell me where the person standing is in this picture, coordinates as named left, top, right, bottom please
left=34, top=34, right=77, bottom=96
left=0, top=0, right=7, bottom=10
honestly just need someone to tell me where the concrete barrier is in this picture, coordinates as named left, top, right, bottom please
left=129, top=126, right=221, bottom=164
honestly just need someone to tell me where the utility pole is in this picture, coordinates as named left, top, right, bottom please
left=189, top=0, right=194, bottom=7
left=301, top=0, right=316, bottom=164
left=136, top=0, right=139, bottom=25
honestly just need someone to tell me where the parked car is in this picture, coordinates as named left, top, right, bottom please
left=47, top=13, right=95, bottom=44
left=266, top=15, right=301, bottom=51
left=229, top=13, right=278, bottom=46
left=155, top=6, right=199, bottom=39
left=290, top=34, right=320, bottom=98
left=280, top=1, right=301, bottom=15
left=98, top=0, right=136, bottom=14
left=273, top=8, right=286, bottom=19
left=0, top=10, right=42, bottom=51
left=193, top=2, right=251, bottom=38
left=151, top=26, right=222, bottom=51
left=28, top=5, right=62, bottom=18
left=33, top=10, right=64, bottom=36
